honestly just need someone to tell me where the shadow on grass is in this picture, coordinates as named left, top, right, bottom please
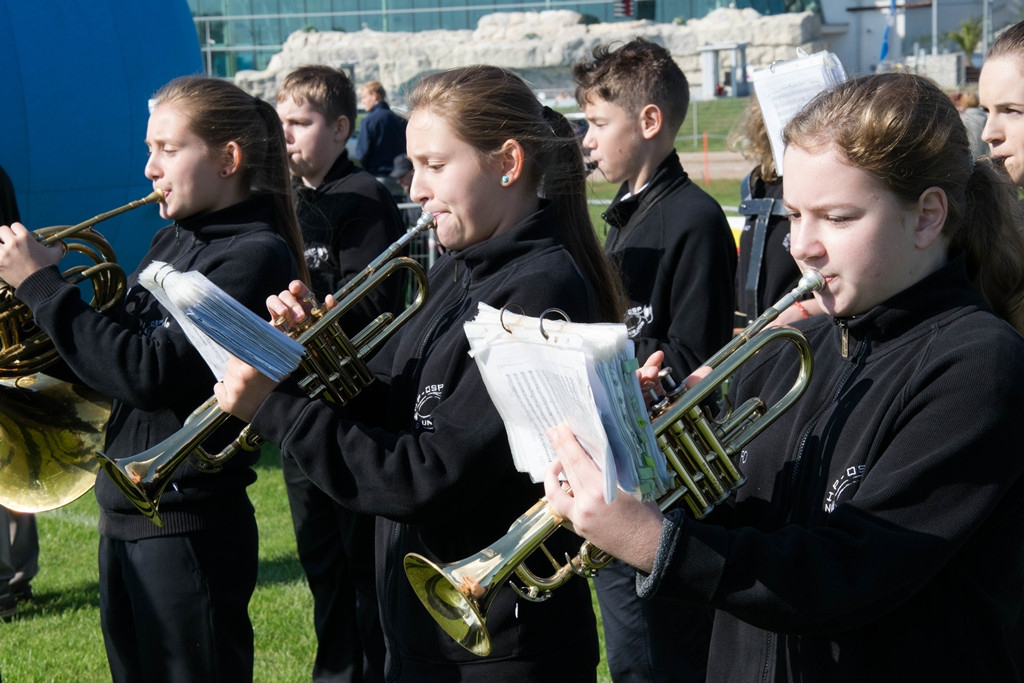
left=257, top=553, right=306, bottom=585
left=8, top=581, right=101, bottom=619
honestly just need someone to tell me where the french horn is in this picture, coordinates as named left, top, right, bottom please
left=0, top=190, right=164, bottom=511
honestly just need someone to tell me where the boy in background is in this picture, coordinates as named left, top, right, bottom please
left=276, top=64, right=406, bottom=683
left=573, top=37, right=737, bottom=682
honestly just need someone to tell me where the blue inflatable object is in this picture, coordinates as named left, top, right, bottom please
left=0, top=0, right=202, bottom=271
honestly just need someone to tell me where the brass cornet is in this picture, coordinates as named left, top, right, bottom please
left=0, top=190, right=164, bottom=513
left=404, top=270, right=825, bottom=656
left=97, top=213, right=436, bottom=526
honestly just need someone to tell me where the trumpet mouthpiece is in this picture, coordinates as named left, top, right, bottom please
left=799, top=270, right=825, bottom=292
left=415, top=212, right=435, bottom=231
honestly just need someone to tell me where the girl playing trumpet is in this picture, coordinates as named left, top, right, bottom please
left=545, top=72, right=1024, bottom=682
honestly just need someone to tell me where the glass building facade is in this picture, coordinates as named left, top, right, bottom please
left=188, top=0, right=812, bottom=77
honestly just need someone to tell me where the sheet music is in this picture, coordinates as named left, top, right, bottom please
left=751, top=50, right=848, bottom=176
left=464, top=303, right=672, bottom=504
left=140, top=261, right=305, bottom=382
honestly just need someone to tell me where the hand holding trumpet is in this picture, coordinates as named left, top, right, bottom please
left=544, top=423, right=663, bottom=574
left=543, top=352, right=713, bottom=574
left=214, top=279, right=330, bottom=422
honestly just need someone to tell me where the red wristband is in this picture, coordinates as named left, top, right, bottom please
left=793, top=300, right=810, bottom=318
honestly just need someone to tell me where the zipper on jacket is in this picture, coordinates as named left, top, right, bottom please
left=760, top=631, right=774, bottom=683
left=764, top=334, right=867, bottom=677
left=786, top=339, right=866, bottom=525
left=839, top=319, right=849, bottom=358
left=382, top=518, right=402, bottom=680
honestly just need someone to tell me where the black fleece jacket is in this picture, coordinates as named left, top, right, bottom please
left=638, top=256, right=1024, bottom=682
left=250, top=204, right=600, bottom=681
left=16, top=195, right=297, bottom=540
left=603, top=151, right=737, bottom=378
left=294, top=151, right=405, bottom=333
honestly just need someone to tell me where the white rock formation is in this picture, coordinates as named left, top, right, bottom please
left=234, top=8, right=826, bottom=101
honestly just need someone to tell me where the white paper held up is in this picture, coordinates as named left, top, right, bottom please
left=464, top=303, right=672, bottom=504
left=139, top=261, right=304, bottom=382
left=751, top=49, right=848, bottom=176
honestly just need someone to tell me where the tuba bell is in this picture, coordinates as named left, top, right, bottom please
left=404, top=271, right=825, bottom=656
left=98, top=212, right=436, bottom=526
left=0, top=190, right=164, bottom=512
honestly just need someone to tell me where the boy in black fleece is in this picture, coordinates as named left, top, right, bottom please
left=0, top=76, right=307, bottom=682
left=216, top=65, right=627, bottom=682
left=545, top=73, right=1024, bottom=682
left=572, top=37, right=737, bottom=682
left=276, top=64, right=405, bottom=683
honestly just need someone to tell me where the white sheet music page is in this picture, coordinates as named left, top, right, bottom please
left=751, top=50, right=848, bottom=176
left=464, top=303, right=671, bottom=504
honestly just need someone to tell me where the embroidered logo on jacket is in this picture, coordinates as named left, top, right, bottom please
left=414, top=383, right=444, bottom=431
left=624, top=304, right=653, bottom=338
left=824, top=465, right=865, bottom=512
left=304, top=245, right=330, bottom=269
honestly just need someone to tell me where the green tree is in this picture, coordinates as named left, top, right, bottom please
left=947, top=16, right=983, bottom=55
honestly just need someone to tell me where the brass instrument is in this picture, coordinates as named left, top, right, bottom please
left=0, top=190, right=164, bottom=512
left=404, top=271, right=825, bottom=656
left=0, top=190, right=164, bottom=378
left=97, top=213, right=436, bottom=526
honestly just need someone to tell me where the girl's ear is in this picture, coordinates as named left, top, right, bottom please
left=639, top=104, right=663, bottom=140
left=221, top=142, right=243, bottom=177
left=498, top=139, right=526, bottom=185
left=914, top=186, right=947, bottom=249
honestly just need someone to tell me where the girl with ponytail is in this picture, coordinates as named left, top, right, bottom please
left=216, top=65, right=622, bottom=680
left=0, top=75, right=306, bottom=681
left=543, top=72, right=1024, bottom=682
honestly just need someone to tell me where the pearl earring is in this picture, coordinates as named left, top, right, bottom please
left=501, top=174, right=510, bottom=184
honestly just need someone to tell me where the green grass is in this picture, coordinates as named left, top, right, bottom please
left=0, top=446, right=614, bottom=682
left=0, top=447, right=318, bottom=682
left=678, top=97, right=751, bottom=152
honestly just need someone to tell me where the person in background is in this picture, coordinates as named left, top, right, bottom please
left=0, top=164, right=39, bottom=622
left=981, top=20, right=1024, bottom=188
left=356, top=80, right=407, bottom=181
left=572, top=36, right=736, bottom=682
left=954, top=90, right=989, bottom=159
left=215, top=64, right=626, bottom=681
left=276, top=64, right=406, bottom=683
left=0, top=76, right=307, bottom=682
left=728, top=96, right=822, bottom=327
left=278, top=66, right=406, bottom=332
left=546, top=72, right=1024, bottom=682
left=978, top=19, right=1024, bottom=674
left=388, top=153, right=421, bottom=227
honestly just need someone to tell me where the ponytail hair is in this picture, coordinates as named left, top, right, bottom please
left=785, top=73, right=1024, bottom=334
left=407, top=66, right=625, bottom=322
left=151, top=76, right=309, bottom=285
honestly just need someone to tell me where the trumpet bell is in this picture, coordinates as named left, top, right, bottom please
left=404, top=553, right=492, bottom=657
left=403, top=498, right=564, bottom=656
left=0, top=373, right=108, bottom=511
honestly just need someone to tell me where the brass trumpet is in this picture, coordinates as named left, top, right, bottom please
left=0, top=190, right=164, bottom=512
left=97, top=213, right=436, bottom=526
left=404, top=270, right=825, bottom=656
